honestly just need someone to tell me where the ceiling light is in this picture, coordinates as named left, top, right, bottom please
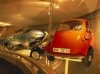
left=0, top=22, right=3, bottom=24
left=5, top=23, right=11, bottom=26
left=0, top=22, right=11, bottom=26
left=55, top=5, right=59, bottom=8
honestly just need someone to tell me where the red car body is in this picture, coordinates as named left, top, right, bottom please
left=44, top=19, right=96, bottom=58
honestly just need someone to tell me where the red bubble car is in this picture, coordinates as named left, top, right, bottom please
left=44, top=18, right=96, bottom=67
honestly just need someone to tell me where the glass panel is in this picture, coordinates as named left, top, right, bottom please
left=57, top=20, right=82, bottom=31
left=86, top=21, right=92, bottom=32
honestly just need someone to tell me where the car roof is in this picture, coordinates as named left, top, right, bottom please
left=60, top=18, right=89, bottom=23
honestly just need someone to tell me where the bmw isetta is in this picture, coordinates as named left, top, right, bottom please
left=44, top=19, right=96, bottom=67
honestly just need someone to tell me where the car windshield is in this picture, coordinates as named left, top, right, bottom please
left=57, top=20, right=82, bottom=31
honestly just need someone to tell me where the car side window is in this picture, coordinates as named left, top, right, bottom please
left=13, top=30, right=23, bottom=39
left=57, top=23, right=70, bottom=31
left=86, top=21, right=92, bottom=32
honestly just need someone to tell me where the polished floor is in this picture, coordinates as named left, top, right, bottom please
left=0, top=45, right=100, bottom=74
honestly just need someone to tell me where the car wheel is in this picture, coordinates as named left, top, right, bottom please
left=47, top=55, right=55, bottom=61
left=0, top=40, right=3, bottom=45
left=6, top=43, right=14, bottom=50
left=30, top=50, right=41, bottom=60
left=83, top=48, right=93, bottom=67
left=0, top=38, right=5, bottom=45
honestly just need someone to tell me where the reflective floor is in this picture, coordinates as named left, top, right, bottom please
left=0, top=45, right=100, bottom=74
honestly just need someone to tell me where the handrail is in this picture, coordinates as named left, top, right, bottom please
left=0, top=49, right=56, bottom=74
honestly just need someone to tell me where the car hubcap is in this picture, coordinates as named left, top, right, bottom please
left=7, top=44, right=13, bottom=49
left=32, top=51, right=39, bottom=59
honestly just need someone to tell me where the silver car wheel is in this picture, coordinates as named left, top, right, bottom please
left=6, top=44, right=14, bottom=50
left=32, top=51, right=40, bottom=60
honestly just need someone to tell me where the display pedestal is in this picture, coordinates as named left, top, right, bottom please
left=45, top=56, right=82, bottom=74
left=54, top=56, right=82, bottom=74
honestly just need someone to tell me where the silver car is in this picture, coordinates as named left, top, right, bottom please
left=4, top=29, right=46, bottom=50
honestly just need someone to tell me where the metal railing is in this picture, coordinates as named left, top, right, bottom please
left=0, top=49, right=56, bottom=74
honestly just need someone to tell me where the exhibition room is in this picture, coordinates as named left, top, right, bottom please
left=0, top=0, right=100, bottom=74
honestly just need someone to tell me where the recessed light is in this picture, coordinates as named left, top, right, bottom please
left=55, top=5, right=59, bottom=8
left=5, top=23, right=11, bottom=26
left=0, top=22, right=3, bottom=24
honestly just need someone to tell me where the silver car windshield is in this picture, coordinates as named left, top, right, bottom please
left=57, top=20, right=82, bottom=31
